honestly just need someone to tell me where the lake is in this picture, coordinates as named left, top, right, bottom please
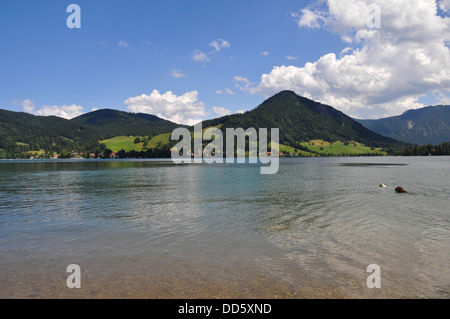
left=0, top=157, right=449, bottom=298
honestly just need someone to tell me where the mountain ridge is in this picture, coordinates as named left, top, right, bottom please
left=1, top=91, right=406, bottom=157
left=0, top=108, right=183, bottom=158
left=202, top=90, right=403, bottom=150
left=356, top=104, right=450, bottom=145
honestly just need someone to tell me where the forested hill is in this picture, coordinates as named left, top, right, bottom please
left=71, top=109, right=182, bottom=138
left=202, top=90, right=404, bottom=151
left=0, top=91, right=407, bottom=158
left=356, top=105, right=450, bottom=145
left=0, top=108, right=182, bottom=158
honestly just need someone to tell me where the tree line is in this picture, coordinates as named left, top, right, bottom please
left=395, top=142, right=450, bottom=156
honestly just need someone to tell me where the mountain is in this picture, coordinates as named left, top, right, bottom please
left=0, top=91, right=406, bottom=158
left=202, top=90, right=403, bottom=151
left=356, top=105, right=450, bottom=145
left=72, top=109, right=184, bottom=138
left=0, top=109, right=98, bottom=153
left=0, top=108, right=182, bottom=157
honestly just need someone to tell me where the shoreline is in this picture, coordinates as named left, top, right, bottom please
left=0, top=252, right=413, bottom=299
left=0, top=261, right=346, bottom=299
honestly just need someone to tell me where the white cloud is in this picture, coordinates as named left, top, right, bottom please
left=37, top=105, right=85, bottom=119
left=434, top=90, right=450, bottom=104
left=21, top=99, right=35, bottom=113
left=260, top=51, right=270, bottom=56
left=286, top=56, right=298, bottom=60
left=234, top=76, right=250, bottom=84
left=439, top=0, right=450, bottom=12
left=213, top=106, right=232, bottom=117
left=340, top=47, right=352, bottom=55
left=22, top=100, right=85, bottom=119
left=210, top=39, right=231, bottom=51
left=293, top=8, right=326, bottom=28
left=225, top=88, right=234, bottom=95
left=124, top=90, right=207, bottom=125
left=192, top=39, right=231, bottom=65
left=118, top=40, right=130, bottom=48
left=192, top=50, right=210, bottom=62
left=216, top=88, right=235, bottom=95
left=234, top=76, right=252, bottom=92
left=171, top=70, right=186, bottom=78
left=246, top=0, right=450, bottom=119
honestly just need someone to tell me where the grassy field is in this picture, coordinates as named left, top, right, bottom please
left=100, top=136, right=143, bottom=152
left=300, top=139, right=386, bottom=156
left=100, top=133, right=172, bottom=152
left=100, top=134, right=386, bottom=157
left=146, top=133, right=172, bottom=149
left=270, top=142, right=317, bottom=157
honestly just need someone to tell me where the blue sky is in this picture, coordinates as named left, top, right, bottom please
left=1, top=0, right=450, bottom=124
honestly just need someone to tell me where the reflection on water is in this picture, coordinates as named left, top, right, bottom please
left=339, top=163, right=408, bottom=166
left=0, top=157, right=449, bottom=298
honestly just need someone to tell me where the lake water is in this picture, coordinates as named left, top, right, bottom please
left=0, top=157, right=449, bottom=298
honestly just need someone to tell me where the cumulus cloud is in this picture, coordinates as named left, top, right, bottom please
left=213, top=106, right=232, bottom=117
left=247, top=0, right=450, bottom=119
left=21, top=99, right=35, bottom=113
left=340, top=47, right=353, bottom=55
left=234, top=76, right=250, bottom=84
left=192, top=50, right=210, bottom=62
left=434, top=90, right=450, bottom=104
left=216, top=88, right=234, bottom=95
left=22, top=100, right=84, bottom=119
left=193, top=39, right=231, bottom=63
left=293, top=8, right=326, bottom=28
left=124, top=90, right=207, bottom=125
left=439, top=0, right=450, bottom=12
left=234, top=76, right=252, bottom=92
left=171, top=70, right=186, bottom=78
left=210, top=39, right=231, bottom=51
left=118, top=40, right=130, bottom=48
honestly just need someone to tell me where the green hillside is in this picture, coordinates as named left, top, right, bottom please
left=299, top=140, right=386, bottom=156
left=201, top=90, right=404, bottom=153
left=0, top=91, right=408, bottom=159
left=0, top=108, right=183, bottom=158
left=100, top=136, right=143, bottom=152
left=100, top=133, right=172, bottom=152
left=72, top=109, right=183, bottom=139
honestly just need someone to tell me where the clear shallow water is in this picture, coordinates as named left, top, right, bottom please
left=0, top=157, right=449, bottom=298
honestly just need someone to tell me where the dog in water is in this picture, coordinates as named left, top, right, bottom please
left=395, top=186, right=408, bottom=193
